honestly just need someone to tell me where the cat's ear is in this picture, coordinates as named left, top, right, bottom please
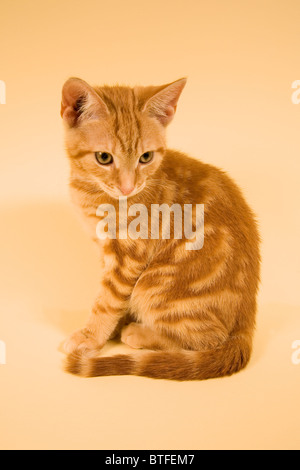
left=61, top=77, right=109, bottom=127
left=141, top=78, right=187, bottom=126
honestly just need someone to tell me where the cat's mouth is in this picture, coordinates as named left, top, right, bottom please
left=99, top=182, right=146, bottom=199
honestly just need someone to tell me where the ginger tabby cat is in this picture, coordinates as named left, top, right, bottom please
left=60, top=77, right=260, bottom=380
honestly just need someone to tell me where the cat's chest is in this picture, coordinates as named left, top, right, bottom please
left=99, top=236, right=157, bottom=280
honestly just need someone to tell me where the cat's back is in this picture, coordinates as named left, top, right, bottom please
left=163, top=149, right=257, bottom=219
left=162, top=149, right=260, bottom=259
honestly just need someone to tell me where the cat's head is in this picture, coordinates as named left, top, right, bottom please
left=61, top=77, right=186, bottom=199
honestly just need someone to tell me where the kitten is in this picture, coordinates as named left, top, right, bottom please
left=60, top=77, right=260, bottom=380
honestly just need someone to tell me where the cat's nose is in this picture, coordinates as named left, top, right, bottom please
left=119, top=184, right=135, bottom=195
left=118, top=173, right=135, bottom=195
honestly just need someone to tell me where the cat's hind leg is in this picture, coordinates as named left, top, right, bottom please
left=121, top=322, right=181, bottom=351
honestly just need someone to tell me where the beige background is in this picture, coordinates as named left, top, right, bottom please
left=0, top=0, right=300, bottom=450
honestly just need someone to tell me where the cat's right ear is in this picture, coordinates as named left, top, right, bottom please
left=140, top=78, right=187, bottom=127
left=61, top=78, right=109, bottom=127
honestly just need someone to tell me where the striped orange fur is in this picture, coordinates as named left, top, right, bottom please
left=60, top=77, right=260, bottom=380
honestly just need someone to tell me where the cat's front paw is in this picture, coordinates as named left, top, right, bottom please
left=62, top=328, right=101, bottom=355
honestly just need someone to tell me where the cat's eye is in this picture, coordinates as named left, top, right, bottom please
left=95, top=151, right=113, bottom=165
left=139, top=151, right=154, bottom=164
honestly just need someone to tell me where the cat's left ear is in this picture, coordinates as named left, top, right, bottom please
left=61, top=77, right=109, bottom=127
left=142, top=78, right=187, bottom=126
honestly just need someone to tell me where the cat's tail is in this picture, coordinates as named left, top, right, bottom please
left=65, top=332, right=253, bottom=381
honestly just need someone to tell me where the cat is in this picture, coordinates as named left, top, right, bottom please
left=60, top=77, right=260, bottom=380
